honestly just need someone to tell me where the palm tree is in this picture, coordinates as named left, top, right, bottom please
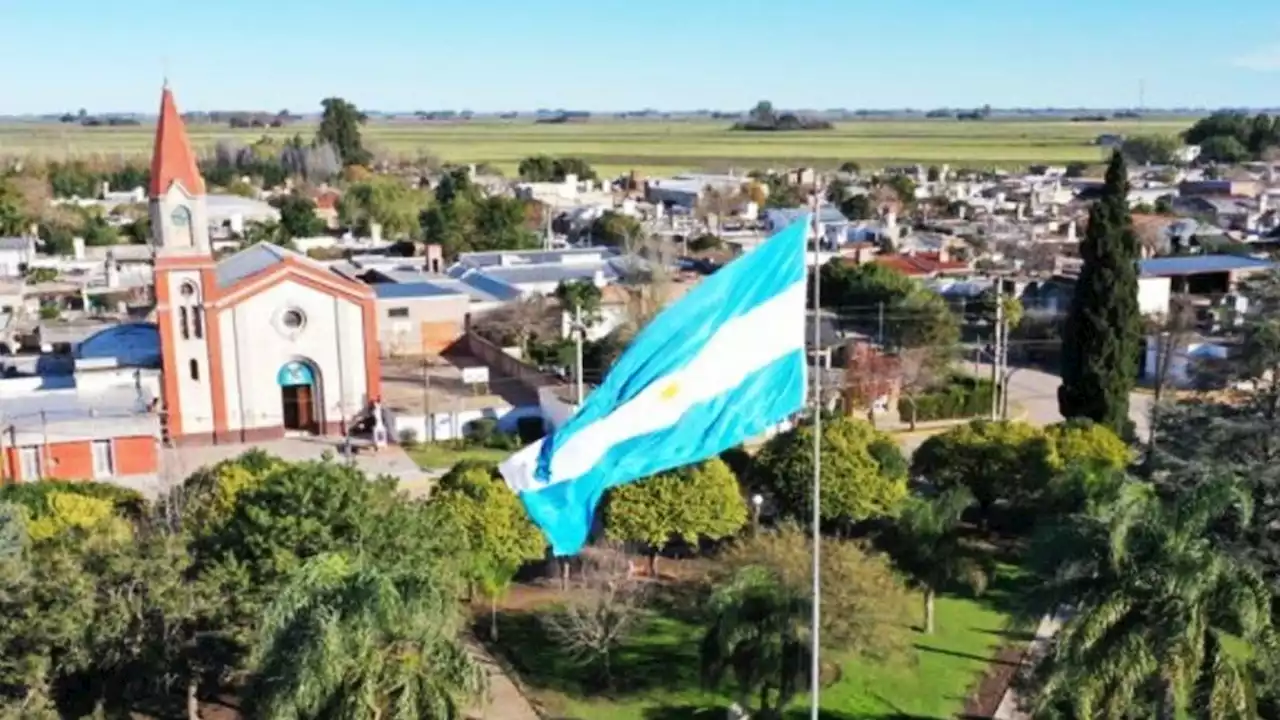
left=1030, top=479, right=1275, bottom=719
left=244, top=553, right=484, bottom=720
left=700, top=565, right=811, bottom=719
left=888, top=487, right=986, bottom=634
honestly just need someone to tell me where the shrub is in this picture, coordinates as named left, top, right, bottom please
left=899, top=374, right=994, bottom=422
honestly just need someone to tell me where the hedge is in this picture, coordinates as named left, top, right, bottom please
left=899, top=375, right=995, bottom=422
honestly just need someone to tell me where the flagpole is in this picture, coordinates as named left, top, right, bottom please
left=809, top=180, right=823, bottom=719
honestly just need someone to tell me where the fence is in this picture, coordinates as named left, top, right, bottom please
left=463, top=330, right=565, bottom=395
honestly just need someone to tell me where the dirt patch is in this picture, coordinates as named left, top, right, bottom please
left=961, top=643, right=1027, bottom=718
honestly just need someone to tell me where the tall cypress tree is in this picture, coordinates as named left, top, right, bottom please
left=1058, top=151, right=1142, bottom=437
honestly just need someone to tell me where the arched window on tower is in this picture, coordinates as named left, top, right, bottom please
left=178, top=281, right=200, bottom=340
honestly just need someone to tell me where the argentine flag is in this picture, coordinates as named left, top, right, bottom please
left=500, top=218, right=810, bottom=555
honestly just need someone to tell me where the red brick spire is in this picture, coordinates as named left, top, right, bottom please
left=148, top=83, right=205, bottom=198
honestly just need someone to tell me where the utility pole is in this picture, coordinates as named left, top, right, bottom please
left=877, top=301, right=885, bottom=346
left=422, top=359, right=433, bottom=443
left=990, top=280, right=1003, bottom=420
left=574, top=305, right=585, bottom=405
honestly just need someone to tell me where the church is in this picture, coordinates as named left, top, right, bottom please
left=1, top=84, right=383, bottom=484
left=149, top=82, right=382, bottom=445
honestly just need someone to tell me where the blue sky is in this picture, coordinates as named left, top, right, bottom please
left=2, top=0, right=1279, bottom=114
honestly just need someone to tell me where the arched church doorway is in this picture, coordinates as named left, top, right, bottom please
left=278, top=360, right=321, bottom=434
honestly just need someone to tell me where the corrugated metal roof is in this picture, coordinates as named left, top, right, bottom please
left=1138, top=255, right=1274, bottom=277
left=373, top=282, right=464, bottom=300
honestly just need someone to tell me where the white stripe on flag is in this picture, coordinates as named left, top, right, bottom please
left=504, top=280, right=805, bottom=493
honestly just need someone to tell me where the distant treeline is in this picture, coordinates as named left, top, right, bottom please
left=731, top=114, right=833, bottom=132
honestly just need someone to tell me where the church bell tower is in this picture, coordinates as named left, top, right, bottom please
left=149, top=82, right=219, bottom=445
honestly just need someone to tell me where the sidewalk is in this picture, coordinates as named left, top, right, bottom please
left=466, top=640, right=541, bottom=720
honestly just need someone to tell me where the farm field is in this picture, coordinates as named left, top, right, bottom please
left=0, top=118, right=1194, bottom=177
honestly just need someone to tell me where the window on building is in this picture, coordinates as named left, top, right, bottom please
left=387, top=307, right=410, bottom=318
left=189, top=359, right=200, bottom=381
left=192, top=307, right=204, bottom=339
left=17, top=446, right=41, bottom=481
left=91, top=440, right=114, bottom=478
left=179, top=307, right=190, bottom=339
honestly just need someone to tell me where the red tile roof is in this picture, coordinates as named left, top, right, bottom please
left=314, top=191, right=341, bottom=210
left=870, top=252, right=968, bottom=277
left=148, top=85, right=206, bottom=198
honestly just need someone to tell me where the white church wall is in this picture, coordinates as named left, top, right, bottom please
left=223, top=279, right=369, bottom=431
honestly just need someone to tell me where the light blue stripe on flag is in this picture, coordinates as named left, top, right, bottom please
left=499, top=218, right=811, bottom=555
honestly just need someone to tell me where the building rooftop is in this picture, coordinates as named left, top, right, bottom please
left=1138, top=255, right=1274, bottom=277
left=0, top=368, right=160, bottom=443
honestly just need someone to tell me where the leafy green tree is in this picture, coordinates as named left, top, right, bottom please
left=81, top=212, right=119, bottom=246
left=316, top=97, right=372, bottom=167
left=885, top=488, right=985, bottom=634
left=420, top=169, right=538, bottom=257
left=587, top=210, right=641, bottom=247
left=0, top=504, right=24, bottom=559
left=839, top=193, right=873, bottom=221
left=428, top=462, right=545, bottom=640
left=0, top=178, right=28, bottom=236
left=273, top=193, right=324, bottom=239
left=1119, top=134, right=1181, bottom=165
left=753, top=415, right=907, bottom=528
left=704, top=526, right=913, bottom=716
left=46, top=161, right=101, bottom=199
left=1029, top=480, right=1275, bottom=719
left=701, top=565, right=811, bottom=718
left=1058, top=151, right=1141, bottom=438
left=912, top=419, right=1051, bottom=523
left=717, top=524, right=912, bottom=658
left=604, top=458, right=748, bottom=575
left=1199, top=135, right=1251, bottom=164
left=838, top=161, right=861, bottom=174
left=554, top=278, right=602, bottom=321
left=244, top=553, right=483, bottom=720
left=338, top=176, right=429, bottom=240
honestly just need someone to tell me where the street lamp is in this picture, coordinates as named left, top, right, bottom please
left=750, top=493, right=764, bottom=531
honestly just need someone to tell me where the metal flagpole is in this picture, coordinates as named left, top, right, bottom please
left=809, top=182, right=823, bottom=718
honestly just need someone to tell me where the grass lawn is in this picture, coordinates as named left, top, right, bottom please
left=0, top=117, right=1194, bottom=175
left=489, top=569, right=1032, bottom=720
left=405, top=442, right=511, bottom=470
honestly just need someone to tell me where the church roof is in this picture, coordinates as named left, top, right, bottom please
left=214, top=242, right=370, bottom=294
left=149, top=84, right=206, bottom=198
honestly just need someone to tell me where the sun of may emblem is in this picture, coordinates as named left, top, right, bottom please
left=659, top=381, right=680, bottom=401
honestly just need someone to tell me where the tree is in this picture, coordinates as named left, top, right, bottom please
left=1199, top=135, right=1251, bottom=164
left=244, top=553, right=483, bottom=720
left=553, top=278, right=602, bottom=322
left=1058, top=151, right=1141, bottom=438
left=1029, top=480, right=1274, bottom=719
left=752, top=415, right=907, bottom=528
left=542, top=545, right=647, bottom=691
left=420, top=169, right=538, bottom=257
left=273, top=193, right=324, bottom=239
left=1119, top=134, right=1181, bottom=165
left=700, top=565, right=810, bottom=718
left=587, top=210, right=641, bottom=247
left=705, top=526, right=913, bottom=716
left=603, top=458, right=748, bottom=575
left=885, top=488, right=985, bottom=634
left=316, top=97, right=372, bottom=167
left=428, top=462, right=545, bottom=640
left=338, top=176, right=429, bottom=240
left=839, top=193, right=873, bottom=221
left=912, top=419, right=1051, bottom=524
left=0, top=178, right=28, bottom=236
left=516, top=155, right=599, bottom=183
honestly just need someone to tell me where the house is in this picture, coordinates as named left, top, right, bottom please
left=0, top=237, right=36, bottom=279
left=765, top=205, right=850, bottom=247
left=869, top=251, right=969, bottom=278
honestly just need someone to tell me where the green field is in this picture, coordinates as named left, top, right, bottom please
left=0, top=118, right=1193, bottom=177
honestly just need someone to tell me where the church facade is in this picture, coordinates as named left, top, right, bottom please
left=148, top=84, right=382, bottom=445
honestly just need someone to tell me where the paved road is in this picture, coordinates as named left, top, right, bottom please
left=897, top=363, right=1154, bottom=456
